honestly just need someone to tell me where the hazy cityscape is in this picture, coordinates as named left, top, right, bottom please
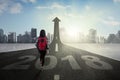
left=0, top=28, right=120, bottom=44
left=0, top=28, right=53, bottom=44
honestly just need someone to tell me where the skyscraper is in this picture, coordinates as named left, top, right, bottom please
left=117, top=30, right=120, bottom=38
left=23, top=31, right=31, bottom=43
left=88, top=29, right=97, bottom=43
left=47, top=33, right=53, bottom=44
left=17, top=34, right=23, bottom=43
left=31, top=28, right=37, bottom=43
left=0, top=29, right=4, bottom=43
left=8, top=32, right=16, bottom=43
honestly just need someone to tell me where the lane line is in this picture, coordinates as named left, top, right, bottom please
left=55, top=43, right=58, bottom=52
left=54, top=75, right=60, bottom=80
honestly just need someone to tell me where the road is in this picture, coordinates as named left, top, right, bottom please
left=0, top=42, right=120, bottom=80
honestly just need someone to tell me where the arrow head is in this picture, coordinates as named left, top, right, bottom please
left=53, top=17, right=61, bottom=22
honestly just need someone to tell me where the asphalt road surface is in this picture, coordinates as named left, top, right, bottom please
left=0, top=42, right=120, bottom=80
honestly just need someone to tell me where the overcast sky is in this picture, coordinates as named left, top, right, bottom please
left=0, top=0, right=120, bottom=37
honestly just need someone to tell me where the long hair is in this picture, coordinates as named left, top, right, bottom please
left=40, top=29, right=46, bottom=37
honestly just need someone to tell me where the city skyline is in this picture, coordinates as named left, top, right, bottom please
left=1, top=27, right=120, bottom=43
left=0, top=0, right=120, bottom=37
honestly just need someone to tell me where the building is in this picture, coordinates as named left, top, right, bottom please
left=17, top=34, right=23, bottom=43
left=51, top=34, right=53, bottom=43
left=0, top=29, right=4, bottom=43
left=107, top=33, right=120, bottom=43
left=3, top=34, right=7, bottom=43
left=116, top=30, right=120, bottom=38
left=31, top=28, right=37, bottom=43
left=99, top=36, right=105, bottom=43
left=88, top=29, right=97, bottom=43
left=78, top=32, right=85, bottom=43
left=8, top=32, right=16, bottom=43
left=22, top=31, right=31, bottom=43
left=47, top=33, right=53, bottom=44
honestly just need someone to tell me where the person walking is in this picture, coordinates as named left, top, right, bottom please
left=36, top=29, right=49, bottom=69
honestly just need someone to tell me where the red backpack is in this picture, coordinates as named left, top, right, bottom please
left=38, top=37, right=47, bottom=50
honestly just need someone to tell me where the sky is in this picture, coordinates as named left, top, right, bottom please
left=0, top=0, right=120, bottom=38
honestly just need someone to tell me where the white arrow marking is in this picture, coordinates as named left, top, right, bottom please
left=55, top=43, right=58, bottom=52
left=54, top=75, right=60, bottom=80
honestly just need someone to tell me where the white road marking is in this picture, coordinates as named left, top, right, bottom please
left=2, top=55, right=36, bottom=70
left=55, top=43, right=58, bottom=52
left=81, top=55, right=113, bottom=70
left=35, top=55, right=57, bottom=70
left=54, top=75, right=60, bottom=80
left=62, top=55, right=81, bottom=70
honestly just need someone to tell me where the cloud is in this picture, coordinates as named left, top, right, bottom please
left=102, top=16, right=120, bottom=26
left=36, top=2, right=70, bottom=10
left=0, top=0, right=8, bottom=14
left=103, top=20, right=120, bottom=26
left=36, top=6, right=50, bottom=9
left=85, top=5, right=91, bottom=11
left=22, top=0, right=37, bottom=3
left=113, top=0, right=120, bottom=3
left=10, top=3, right=22, bottom=14
left=0, top=3, right=6, bottom=14
left=103, top=21, right=120, bottom=26
left=0, top=0, right=23, bottom=15
left=51, top=3, right=70, bottom=9
left=47, top=8, right=103, bottom=35
left=0, top=0, right=37, bottom=15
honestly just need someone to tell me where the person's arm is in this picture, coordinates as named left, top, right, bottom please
left=46, top=44, right=49, bottom=49
left=46, top=37, right=49, bottom=50
left=36, top=37, right=39, bottom=48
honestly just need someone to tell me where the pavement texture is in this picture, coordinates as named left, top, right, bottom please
left=0, top=43, right=120, bottom=80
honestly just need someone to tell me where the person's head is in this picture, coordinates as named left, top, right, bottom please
left=40, top=29, right=46, bottom=37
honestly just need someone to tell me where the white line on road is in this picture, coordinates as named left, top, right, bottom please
left=54, top=75, right=60, bottom=80
left=55, top=43, right=58, bottom=52
left=62, top=55, right=81, bottom=70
